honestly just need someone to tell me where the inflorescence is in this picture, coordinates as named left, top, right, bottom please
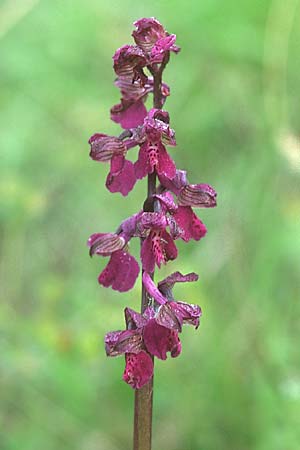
left=88, top=18, right=217, bottom=389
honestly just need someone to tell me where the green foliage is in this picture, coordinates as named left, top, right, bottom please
left=1, top=0, right=300, bottom=449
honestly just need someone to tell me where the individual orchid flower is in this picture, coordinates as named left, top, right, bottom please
left=155, top=183, right=217, bottom=242
left=132, top=17, right=180, bottom=62
left=173, top=184, right=217, bottom=241
left=111, top=77, right=170, bottom=129
left=139, top=211, right=178, bottom=272
left=105, top=307, right=152, bottom=390
left=113, top=45, right=147, bottom=83
left=89, top=133, right=136, bottom=196
left=88, top=233, right=139, bottom=292
left=105, top=305, right=182, bottom=388
left=143, top=271, right=202, bottom=332
left=134, top=109, right=177, bottom=181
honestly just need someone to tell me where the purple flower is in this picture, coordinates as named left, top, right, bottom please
left=105, top=307, right=153, bottom=389
left=143, top=319, right=182, bottom=360
left=113, top=45, right=147, bottom=83
left=155, top=184, right=217, bottom=242
left=132, top=18, right=180, bottom=61
left=172, top=184, right=217, bottom=241
left=157, top=169, right=188, bottom=195
left=105, top=306, right=183, bottom=388
left=111, top=78, right=170, bottom=129
left=88, top=233, right=139, bottom=292
left=89, top=133, right=136, bottom=196
left=134, top=109, right=177, bottom=181
left=139, top=212, right=178, bottom=272
left=150, top=34, right=180, bottom=64
left=111, top=99, right=148, bottom=129
left=172, top=205, right=207, bottom=242
left=143, top=271, right=202, bottom=332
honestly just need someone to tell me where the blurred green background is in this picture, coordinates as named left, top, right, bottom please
left=1, top=0, right=300, bottom=449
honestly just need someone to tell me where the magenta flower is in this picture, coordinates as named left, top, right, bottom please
left=89, top=133, right=136, bottom=196
left=143, top=271, right=202, bottom=332
left=139, top=211, right=178, bottom=272
left=105, top=303, right=187, bottom=388
left=155, top=183, right=217, bottom=242
left=88, top=233, right=139, bottom=292
left=111, top=99, right=148, bottom=129
left=143, top=320, right=181, bottom=360
left=172, top=183, right=217, bottom=241
left=105, top=307, right=153, bottom=389
left=113, top=45, right=147, bottom=82
left=134, top=109, right=177, bottom=181
left=111, top=78, right=170, bottom=129
left=132, top=17, right=180, bottom=61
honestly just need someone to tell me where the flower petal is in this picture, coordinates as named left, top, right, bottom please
left=141, top=234, right=155, bottom=273
left=158, top=169, right=188, bottom=195
left=111, top=99, right=148, bottom=129
left=113, top=45, right=146, bottom=79
left=161, top=230, right=178, bottom=262
left=123, top=351, right=153, bottom=389
left=120, top=212, right=142, bottom=241
left=154, top=192, right=177, bottom=213
left=169, top=301, right=202, bottom=329
left=125, top=307, right=147, bottom=330
left=134, top=141, right=152, bottom=179
left=98, top=250, right=139, bottom=292
left=140, top=212, right=168, bottom=230
left=143, top=319, right=170, bottom=360
left=173, top=206, right=207, bottom=242
left=105, top=329, right=143, bottom=356
left=156, top=143, right=176, bottom=180
left=169, top=330, right=182, bottom=358
left=143, top=319, right=181, bottom=360
left=88, top=233, right=125, bottom=256
left=106, top=155, right=136, bottom=196
left=132, top=18, right=166, bottom=53
left=158, top=271, right=199, bottom=294
left=150, top=34, right=178, bottom=63
left=89, top=134, right=126, bottom=162
left=178, top=184, right=217, bottom=208
left=156, top=302, right=182, bottom=331
left=142, top=272, right=167, bottom=305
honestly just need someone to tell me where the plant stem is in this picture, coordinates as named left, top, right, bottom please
left=133, top=172, right=156, bottom=450
left=133, top=55, right=169, bottom=450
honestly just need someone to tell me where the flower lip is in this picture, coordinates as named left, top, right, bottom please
left=98, top=250, right=140, bottom=292
left=123, top=351, right=153, bottom=389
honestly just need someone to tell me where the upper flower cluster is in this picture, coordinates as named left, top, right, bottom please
left=111, top=18, right=179, bottom=130
left=88, top=18, right=217, bottom=389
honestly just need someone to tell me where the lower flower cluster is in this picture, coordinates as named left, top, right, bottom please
left=105, top=272, right=201, bottom=389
